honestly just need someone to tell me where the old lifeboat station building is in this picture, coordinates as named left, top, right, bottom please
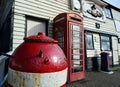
left=0, top=0, right=120, bottom=86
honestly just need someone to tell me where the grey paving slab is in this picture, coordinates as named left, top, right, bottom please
left=67, top=68, right=120, bottom=87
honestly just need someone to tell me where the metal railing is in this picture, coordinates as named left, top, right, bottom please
left=0, top=55, right=8, bottom=87
left=0, top=51, right=12, bottom=87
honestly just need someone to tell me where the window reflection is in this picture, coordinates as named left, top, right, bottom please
left=101, top=35, right=110, bottom=51
left=85, top=34, right=94, bottom=49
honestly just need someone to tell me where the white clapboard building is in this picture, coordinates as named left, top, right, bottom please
left=0, top=0, right=120, bottom=86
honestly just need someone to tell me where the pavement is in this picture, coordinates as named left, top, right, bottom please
left=67, top=66, right=120, bottom=87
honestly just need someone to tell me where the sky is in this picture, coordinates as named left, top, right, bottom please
left=103, top=0, right=120, bottom=9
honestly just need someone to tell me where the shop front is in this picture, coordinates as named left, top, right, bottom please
left=85, top=29, right=118, bottom=70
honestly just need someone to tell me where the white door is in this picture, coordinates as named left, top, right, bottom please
left=27, top=19, right=46, bottom=36
left=112, top=36, right=119, bottom=65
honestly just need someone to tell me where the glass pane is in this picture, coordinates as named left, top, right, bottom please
left=105, top=8, right=112, bottom=18
left=58, top=37, right=63, bottom=42
left=101, top=36, right=109, bottom=41
left=73, top=49, right=79, bottom=54
left=56, top=26, right=64, bottom=49
left=73, top=37, right=80, bottom=43
left=101, top=35, right=110, bottom=51
left=85, top=34, right=94, bottom=49
left=101, top=42, right=110, bottom=51
left=73, top=55, right=80, bottom=60
left=72, top=24, right=83, bottom=73
left=58, top=42, right=63, bottom=47
left=73, top=25, right=80, bottom=31
left=73, top=61, right=80, bottom=67
left=73, top=31, right=80, bottom=37
left=73, top=43, right=80, bottom=48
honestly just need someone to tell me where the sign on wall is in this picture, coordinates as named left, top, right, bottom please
left=71, top=0, right=81, bottom=12
left=82, top=1, right=106, bottom=22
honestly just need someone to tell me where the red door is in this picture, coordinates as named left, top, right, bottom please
left=68, top=22, right=85, bottom=82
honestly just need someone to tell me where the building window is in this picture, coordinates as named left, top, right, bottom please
left=100, top=35, right=111, bottom=51
left=26, top=16, right=48, bottom=37
left=104, top=7, right=112, bottom=19
left=114, top=20, right=120, bottom=32
left=85, top=33, right=94, bottom=50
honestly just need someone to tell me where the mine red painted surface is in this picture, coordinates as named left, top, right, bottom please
left=9, top=32, right=67, bottom=73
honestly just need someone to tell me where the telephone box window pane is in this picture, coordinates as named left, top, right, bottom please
left=55, top=26, right=64, bottom=50
left=73, top=43, right=80, bottom=48
left=73, top=61, right=80, bottom=67
left=73, top=31, right=80, bottom=37
left=57, top=32, right=63, bottom=37
left=58, top=42, right=63, bottom=48
left=72, top=25, right=80, bottom=37
left=73, top=49, right=80, bottom=54
left=73, top=55, right=80, bottom=60
left=73, top=25, right=81, bottom=31
left=72, top=67, right=81, bottom=72
left=58, top=38, right=63, bottom=42
left=73, top=37, right=80, bottom=43
left=72, top=60, right=82, bottom=73
left=71, top=24, right=83, bottom=73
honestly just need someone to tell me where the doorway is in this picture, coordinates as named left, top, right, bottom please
left=26, top=16, right=48, bottom=37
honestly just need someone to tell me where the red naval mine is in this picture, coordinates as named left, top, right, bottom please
left=7, top=32, right=68, bottom=87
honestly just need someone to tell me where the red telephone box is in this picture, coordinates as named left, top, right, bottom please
left=53, top=12, right=85, bottom=82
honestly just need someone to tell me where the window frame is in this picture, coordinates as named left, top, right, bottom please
left=100, top=35, right=111, bottom=51
left=104, top=6, right=113, bottom=19
left=25, top=16, right=49, bottom=37
left=85, top=33, right=94, bottom=50
left=114, top=20, right=120, bottom=32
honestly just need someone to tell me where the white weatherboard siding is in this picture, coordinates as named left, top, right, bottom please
left=111, top=9, right=120, bottom=20
left=93, top=34, right=100, bottom=51
left=118, top=43, right=120, bottom=62
left=84, top=17, right=116, bottom=33
left=13, top=0, right=69, bottom=50
left=13, top=14, right=25, bottom=50
left=112, top=36, right=119, bottom=65
left=111, top=9, right=120, bottom=59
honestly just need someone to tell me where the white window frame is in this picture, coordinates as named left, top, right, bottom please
left=104, top=7, right=112, bottom=19
left=100, top=35, right=111, bottom=51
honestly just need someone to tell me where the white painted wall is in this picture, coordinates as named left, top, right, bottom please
left=13, top=0, right=69, bottom=50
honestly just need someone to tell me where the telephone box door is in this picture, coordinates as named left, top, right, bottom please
left=68, top=22, right=85, bottom=82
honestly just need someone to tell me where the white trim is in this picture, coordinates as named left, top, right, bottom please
left=8, top=68, right=68, bottom=87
